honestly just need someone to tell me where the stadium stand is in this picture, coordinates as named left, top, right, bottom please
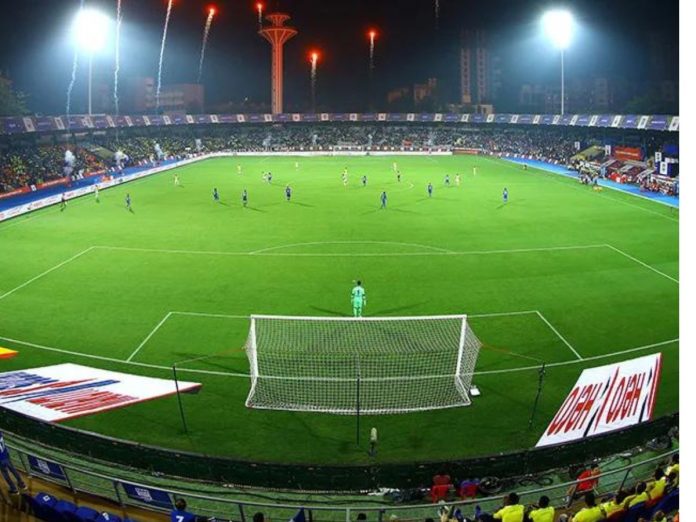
left=0, top=125, right=679, bottom=196
left=0, top=432, right=681, bottom=522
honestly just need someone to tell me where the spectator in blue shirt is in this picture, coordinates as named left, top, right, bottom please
left=170, top=499, right=208, bottom=522
left=0, top=432, right=27, bottom=494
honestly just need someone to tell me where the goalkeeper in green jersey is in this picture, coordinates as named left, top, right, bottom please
left=351, top=280, right=366, bottom=317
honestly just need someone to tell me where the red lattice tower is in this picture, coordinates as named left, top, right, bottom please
left=259, top=13, right=297, bottom=114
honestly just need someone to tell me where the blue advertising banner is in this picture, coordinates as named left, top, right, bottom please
left=27, top=455, right=68, bottom=481
left=121, top=483, right=173, bottom=509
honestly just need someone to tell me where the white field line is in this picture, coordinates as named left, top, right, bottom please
left=605, top=243, right=679, bottom=284
left=96, top=243, right=606, bottom=258
left=535, top=310, right=583, bottom=360
left=249, top=240, right=454, bottom=255
left=126, top=312, right=173, bottom=362
left=0, top=247, right=95, bottom=301
left=171, top=311, right=249, bottom=319
left=468, top=310, right=538, bottom=318
left=0, top=334, right=247, bottom=377
left=470, top=338, right=678, bottom=377
left=0, top=333, right=677, bottom=379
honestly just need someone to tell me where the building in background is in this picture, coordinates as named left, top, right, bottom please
left=518, top=77, right=622, bottom=113
left=460, top=30, right=500, bottom=108
left=124, top=77, right=205, bottom=113
left=413, top=78, right=438, bottom=105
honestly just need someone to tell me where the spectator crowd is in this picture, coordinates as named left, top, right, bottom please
left=0, top=125, right=677, bottom=197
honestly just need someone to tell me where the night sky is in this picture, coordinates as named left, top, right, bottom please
left=0, top=0, right=679, bottom=114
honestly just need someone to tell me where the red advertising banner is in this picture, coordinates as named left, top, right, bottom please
left=0, top=187, right=30, bottom=200
left=613, top=146, right=644, bottom=161
left=536, top=353, right=662, bottom=447
left=37, top=177, right=70, bottom=190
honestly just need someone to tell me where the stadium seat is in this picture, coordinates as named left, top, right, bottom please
left=31, top=492, right=58, bottom=521
left=645, top=495, right=662, bottom=510
left=96, top=512, right=122, bottom=522
left=623, top=502, right=649, bottom=522
left=652, top=489, right=679, bottom=516
left=73, top=506, right=101, bottom=522
left=430, top=484, right=451, bottom=502
left=54, top=499, right=78, bottom=522
left=458, top=481, right=478, bottom=499
left=606, top=510, right=625, bottom=521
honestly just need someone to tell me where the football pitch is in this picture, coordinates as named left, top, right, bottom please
left=0, top=155, right=679, bottom=465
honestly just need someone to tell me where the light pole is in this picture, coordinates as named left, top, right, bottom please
left=72, top=8, right=110, bottom=115
left=541, top=9, right=573, bottom=115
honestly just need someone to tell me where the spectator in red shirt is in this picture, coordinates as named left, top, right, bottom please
left=568, top=466, right=601, bottom=503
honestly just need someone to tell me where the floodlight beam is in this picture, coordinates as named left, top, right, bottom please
left=541, top=9, right=574, bottom=116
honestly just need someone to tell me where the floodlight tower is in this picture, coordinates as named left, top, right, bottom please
left=541, top=9, right=574, bottom=115
left=72, top=8, right=110, bottom=115
left=259, top=12, right=297, bottom=114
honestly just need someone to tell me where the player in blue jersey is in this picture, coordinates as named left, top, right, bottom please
left=503, top=187, right=508, bottom=203
left=213, top=188, right=219, bottom=202
left=427, top=182, right=433, bottom=197
left=0, top=432, right=27, bottom=494
left=60, top=193, right=67, bottom=211
left=242, top=189, right=248, bottom=207
left=396, top=171, right=401, bottom=183
left=444, top=174, right=450, bottom=187
left=285, top=185, right=292, bottom=202
left=125, top=193, right=131, bottom=210
left=362, top=175, right=367, bottom=187
left=380, top=191, right=387, bottom=209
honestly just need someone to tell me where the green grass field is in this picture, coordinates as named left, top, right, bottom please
left=0, top=155, right=679, bottom=465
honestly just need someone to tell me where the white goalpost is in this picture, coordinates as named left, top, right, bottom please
left=244, top=315, right=482, bottom=415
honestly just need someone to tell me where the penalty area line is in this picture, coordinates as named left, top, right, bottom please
left=604, top=244, right=679, bottom=284
left=0, top=247, right=95, bottom=301
left=0, top=334, right=677, bottom=379
left=535, top=310, right=583, bottom=360
left=126, top=312, right=173, bottom=362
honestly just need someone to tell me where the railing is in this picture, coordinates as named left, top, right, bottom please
left=6, top=433, right=677, bottom=522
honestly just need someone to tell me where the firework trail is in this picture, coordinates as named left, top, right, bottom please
left=310, top=53, right=318, bottom=109
left=114, top=0, right=122, bottom=115
left=369, top=31, right=376, bottom=71
left=435, top=0, right=440, bottom=27
left=66, top=0, right=85, bottom=122
left=197, top=8, right=216, bottom=83
left=156, top=0, right=174, bottom=111
left=257, top=3, right=263, bottom=30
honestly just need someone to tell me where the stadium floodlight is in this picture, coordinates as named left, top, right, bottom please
left=244, top=314, right=482, bottom=415
left=72, top=8, right=111, bottom=115
left=541, top=9, right=574, bottom=115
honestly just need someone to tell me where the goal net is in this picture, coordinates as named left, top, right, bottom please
left=244, top=315, right=482, bottom=415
